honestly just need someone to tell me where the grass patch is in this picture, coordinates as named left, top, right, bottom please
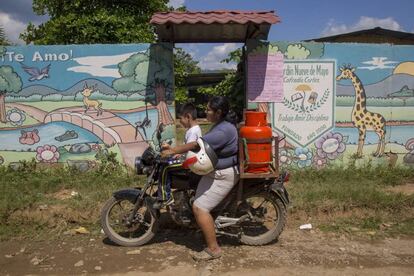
left=289, top=166, right=414, bottom=236
left=0, top=158, right=145, bottom=241
left=387, top=218, right=414, bottom=235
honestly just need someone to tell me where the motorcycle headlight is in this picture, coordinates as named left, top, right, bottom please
left=141, top=147, right=156, bottom=166
left=135, top=157, right=144, bottom=175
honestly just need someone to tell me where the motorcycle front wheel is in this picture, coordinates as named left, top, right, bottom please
left=238, top=192, right=287, bottom=246
left=101, top=196, right=158, bottom=247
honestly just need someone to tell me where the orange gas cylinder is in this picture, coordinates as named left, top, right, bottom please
left=240, top=111, right=272, bottom=173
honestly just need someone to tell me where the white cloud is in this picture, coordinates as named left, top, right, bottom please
left=67, top=52, right=141, bottom=78
left=199, top=43, right=240, bottom=70
left=185, top=43, right=199, bottom=57
left=322, top=16, right=404, bottom=37
left=358, top=57, right=398, bottom=70
left=0, top=12, right=26, bottom=44
left=168, top=0, right=185, bottom=9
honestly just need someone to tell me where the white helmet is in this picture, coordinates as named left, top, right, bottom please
left=183, top=138, right=218, bottom=175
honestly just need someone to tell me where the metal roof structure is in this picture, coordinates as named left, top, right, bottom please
left=306, top=27, right=414, bottom=45
left=150, top=10, right=280, bottom=43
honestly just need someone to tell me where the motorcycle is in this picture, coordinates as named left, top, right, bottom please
left=100, top=130, right=290, bottom=247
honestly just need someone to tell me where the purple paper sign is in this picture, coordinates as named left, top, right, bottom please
left=247, top=53, right=284, bottom=102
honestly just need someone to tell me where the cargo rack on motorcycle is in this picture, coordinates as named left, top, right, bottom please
left=238, top=135, right=279, bottom=179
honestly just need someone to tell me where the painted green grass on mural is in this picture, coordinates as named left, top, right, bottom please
left=339, top=144, right=408, bottom=166
left=23, top=100, right=146, bottom=112
left=336, top=96, right=414, bottom=107
left=0, top=107, right=41, bottom=128
left=0, top=144, right=123, bottom=166
left=0, top=151, right=36, bottom=163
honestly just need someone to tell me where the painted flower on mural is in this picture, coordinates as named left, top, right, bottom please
left=36, top=145, right=60, bottom=163
left=313, top=156, right=327, bottom=169
left=279, top=149, right=293, bottom=167
left=294, top=147, right=313, bottom=168
left=6, top=108, right=26, bottom=126
left=315, top=132, right=346, bottom=160
left=91, top=144, right=102, bottom=151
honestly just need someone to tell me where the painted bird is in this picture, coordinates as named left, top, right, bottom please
left=21, top=63, right=51, bottom=81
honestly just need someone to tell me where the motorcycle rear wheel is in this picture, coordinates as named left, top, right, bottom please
left=238, top=192, right=286, bottom=245
left=101, top=196, right=158, bottom=247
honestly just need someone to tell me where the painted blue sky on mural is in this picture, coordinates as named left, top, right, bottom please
left=1, top=0, right=413, bottom=70
left=326, top=44, right=414, bottom=85
left=0, top=44, right=148, bottom=90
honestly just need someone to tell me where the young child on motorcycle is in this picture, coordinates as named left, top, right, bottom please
left=155, top=103, right=202, bottom=208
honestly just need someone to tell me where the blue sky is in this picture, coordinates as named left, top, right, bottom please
left=1, top=0, right=413, bottom=70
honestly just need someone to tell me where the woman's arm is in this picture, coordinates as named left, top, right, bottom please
left=161, top=141, right=198, bottom=157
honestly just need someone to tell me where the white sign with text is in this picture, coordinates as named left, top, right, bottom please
left=272, top=60, right=336, bottom=147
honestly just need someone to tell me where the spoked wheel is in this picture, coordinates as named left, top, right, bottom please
left=238, top=192, right=286, bottom=245
left=101, top=196, right=158, bottom=247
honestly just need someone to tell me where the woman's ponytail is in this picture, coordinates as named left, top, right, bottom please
left=208, top=96, right=238, bottom=125
left=224, top=110, right=238, bottom=125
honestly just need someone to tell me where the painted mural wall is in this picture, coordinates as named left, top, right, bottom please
left=0, top=44, right=175, bottom=168
left=247, top=41, right=414, bottom=169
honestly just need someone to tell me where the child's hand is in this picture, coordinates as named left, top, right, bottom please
left=161, top=149, right=174, bottom=158
left=173, top=154, right=181, bottom=159
left=161, top=143, right=171, bottom=150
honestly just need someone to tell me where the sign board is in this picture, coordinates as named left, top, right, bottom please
left=272, top=60, right=336, bottom=147
left=247, top=52, right=284, bottom=102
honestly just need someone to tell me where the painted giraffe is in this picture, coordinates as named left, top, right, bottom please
left=336, top=65, right=386, bottom=157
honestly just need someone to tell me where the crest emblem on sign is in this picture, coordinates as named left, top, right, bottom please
left=272, top=60, right=336, bottom=147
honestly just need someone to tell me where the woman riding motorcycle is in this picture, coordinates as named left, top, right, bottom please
left=161, top=96, right=239, bottom=261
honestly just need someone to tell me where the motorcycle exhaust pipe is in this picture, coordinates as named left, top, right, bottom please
left=215, top=214, right=249, bottom=228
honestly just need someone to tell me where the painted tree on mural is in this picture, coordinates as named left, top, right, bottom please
left=0, top=26, right=10, bottom=45
left=285, top=44, right=311, bottom=59
left=112, top=44, right=173, bottom=126
left=0, top=65, right=23, bottom=122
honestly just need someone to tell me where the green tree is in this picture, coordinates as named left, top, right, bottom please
left=0, top=66, right=23, bottom=122
left=197, top=48, right=245, bottom=119
left=113, top=44, right=174, bottom=126
left=20, top=0, right=169, bottom=44
left=174, top=47, right=201, bottom=104
left=220, top=48, right=243, bottom=64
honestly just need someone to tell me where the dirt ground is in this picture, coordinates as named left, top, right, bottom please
left=1, top=221, right=413, bottom=276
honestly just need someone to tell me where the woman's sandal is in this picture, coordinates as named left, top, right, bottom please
left=191, top=248, right=222, bottom=261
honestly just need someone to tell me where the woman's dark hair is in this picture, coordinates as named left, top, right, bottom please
left=208, top=96, right=238, bottom=125
left=179, top=102, right=197, bottom=119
